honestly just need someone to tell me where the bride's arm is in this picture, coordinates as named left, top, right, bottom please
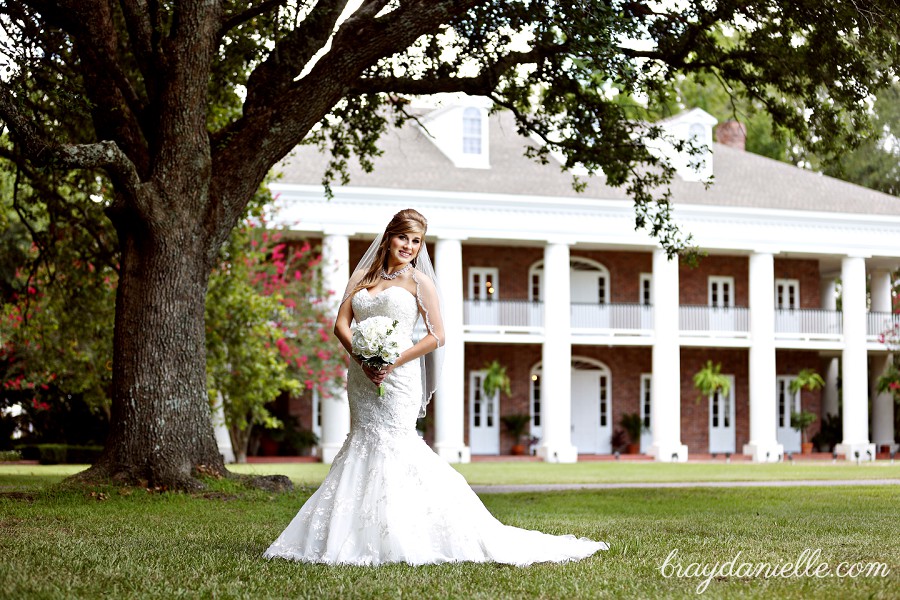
left=333, top=297, right=357, bottom=361
left=334, top=294, right=388, bottom=384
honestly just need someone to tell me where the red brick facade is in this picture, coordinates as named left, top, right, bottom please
left=268, top=242, right=837, bottom=458
left=679, top=255, right=749, bottom=306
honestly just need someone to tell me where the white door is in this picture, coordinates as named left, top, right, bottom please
left=709, top=375, right=736, bottom=453
left=708, top=276, right=735, bottom=331
left=775, top=376, right=801, bottom=452
left=639, top=374, right=653, bottom=453
left=571, top=270, right=609, bottom=328
left=469, top=371, right=499, bottom=454
left=570, top=370, right=611, bottom=454
left=468, top=267, right=499, bottom=326
left=775, top=279, right=800, bottom=332
left=530, top=371, right=542, bottom=444
left=639, top=273, right=653, bottom=330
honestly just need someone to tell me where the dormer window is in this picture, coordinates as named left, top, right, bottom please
left=462, top=108, right=482, bottom=155
left=416, top=99, right=491, bottom=169
left=689, top=123, right=708, bottom=147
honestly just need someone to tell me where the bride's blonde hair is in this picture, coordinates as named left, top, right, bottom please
left=350, top=209, right=428, bottom=297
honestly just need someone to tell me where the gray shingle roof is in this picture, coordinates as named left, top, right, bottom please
left=277, top=110, right=900, bottom=215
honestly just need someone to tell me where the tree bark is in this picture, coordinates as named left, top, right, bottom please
left=75, top=199, right=225, bottom=489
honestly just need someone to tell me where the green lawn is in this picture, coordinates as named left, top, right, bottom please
left=3, top=461, right=900, bottom=490
left=1, top=467, right=898, bottom=599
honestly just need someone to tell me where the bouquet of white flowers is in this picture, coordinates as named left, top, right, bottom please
left=351, top=316, right=403, bottom=396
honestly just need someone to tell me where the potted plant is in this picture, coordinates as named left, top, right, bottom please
left=619, top=412, right=645, bottom=454
left=500, top=413, right=531, bottom=455
left=693, top=360, right=730, bottom=403
left=610, top=429, right=628, bottom=454
left=790, top=410, right=817, bottom=454
left=787, top=368, right=824, bottom=454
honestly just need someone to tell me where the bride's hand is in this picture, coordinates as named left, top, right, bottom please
left=362, top=363, right=393, bottom=385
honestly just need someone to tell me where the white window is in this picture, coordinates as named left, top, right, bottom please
left=639, top=273, right=653, bottom=305
left=708, top=276, right=735, bottom=308
left=530, top=271, right=542, bottom=302
left=468, top=267, right=498, bottom=301
left=775, top=279, right=800, bottom=310
left=462, top=107, right=482, bottom=155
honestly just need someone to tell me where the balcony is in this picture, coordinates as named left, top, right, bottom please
left=464, top=300, right=543, bottom=334
left=462, top=300, right=654, bottom=337
left=868, top=311, right=900, bottom=343
left=461, top=300, right=894, bottom=347
left=570, top=303, right=653, bottom=336
left=679, top=305, right=750, bottom=339
left=775, top=309, right=842, bottom=342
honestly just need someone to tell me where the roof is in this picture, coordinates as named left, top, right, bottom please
left=276, top=109, right=900, bottom=216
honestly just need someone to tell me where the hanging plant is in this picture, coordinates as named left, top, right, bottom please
left=693, top=360, right=730, bottom=403
left=789, top=368, right=825, bottom=395
left=482, top=360, right=512, bottom=399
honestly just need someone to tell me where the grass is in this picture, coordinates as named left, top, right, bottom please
left=3, top=461, right=900, bottom=491
left=1, top=466, right=898, bottom=599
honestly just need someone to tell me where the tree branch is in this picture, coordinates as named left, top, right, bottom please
left=0, top=86, right=142, bottom=198
left=118, top=0, right=156, bottom=85
left=243, top=0, right=350, bottom=114
left=218, top=0, right=292, bottom=39
left=352, top=44, right=568, bottom=96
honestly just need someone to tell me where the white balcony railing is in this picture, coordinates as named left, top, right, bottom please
left=461, top=300, right=890, bottom=345
left=570, top=303, right=654, bottom=333
left=775, top=309, right=842, bottom=340
left=868, top=311, right=900, bottom=342
left=464, top=300, right=543, bottom=332
left=679, top=305, right=750, bottom=337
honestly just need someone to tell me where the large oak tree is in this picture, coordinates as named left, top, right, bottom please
left=1, top=0, right=897, bottom=488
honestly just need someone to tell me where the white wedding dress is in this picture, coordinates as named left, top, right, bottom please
left=263, top=286, right=608, bottom=566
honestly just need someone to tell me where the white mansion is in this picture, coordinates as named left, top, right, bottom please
left=269, top=100, right=900, bottom=464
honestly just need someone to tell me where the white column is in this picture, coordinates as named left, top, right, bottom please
left=820, top=277, right=840, bottom=417
left=649, top=248, right=688, bottom=462
left=318, top=233, right=351, bottom=463
left=870, top=269, right=897, bottom=452
left=433, top=238, right=471, bottom=463
left=743, top=252, right=783, bottom=462
left=537, top=241, right=578, bottom=463
left=836, top=256, right=876, bottom=460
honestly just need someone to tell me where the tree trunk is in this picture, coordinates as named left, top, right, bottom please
left=229, top=422, right=250, bottom=464
left=76, top=213, right=225, bottom=489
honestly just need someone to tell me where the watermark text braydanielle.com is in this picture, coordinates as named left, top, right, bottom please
left=659, top=548, right=891, bottom=594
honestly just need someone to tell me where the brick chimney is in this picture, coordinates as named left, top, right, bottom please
left=715, top=119, right=746, bottom=151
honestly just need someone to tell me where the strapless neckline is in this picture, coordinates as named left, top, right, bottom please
left=361, top=286, right=415, bottom=302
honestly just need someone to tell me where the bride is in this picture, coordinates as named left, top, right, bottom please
left=263, top=209, right=608, bottom=566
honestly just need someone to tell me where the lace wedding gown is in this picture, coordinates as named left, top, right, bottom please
left=263, top=286, right=608, bottom=566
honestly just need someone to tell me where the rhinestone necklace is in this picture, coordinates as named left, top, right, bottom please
left=381, top=263, right=412, bottom=280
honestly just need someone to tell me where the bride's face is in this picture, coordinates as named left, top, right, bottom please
left=388, top=230, right=423, bottom=267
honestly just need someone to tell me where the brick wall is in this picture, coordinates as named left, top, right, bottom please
left=464, top=343, right=652, bottom=454
left=680, top=255, right=749, bottom=306
left=461, top=245, right=653, bottom=301
left=464, top=343, right=541, bottom=453
left=572, top=251, right=653, bottom=303
left=774, top=258, right=821, bottom=309
left=777, top=350, right=824, bottom=440
left=462, top=245, right=544, bottom=299
left=680, top=348, right=749, bottom=453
